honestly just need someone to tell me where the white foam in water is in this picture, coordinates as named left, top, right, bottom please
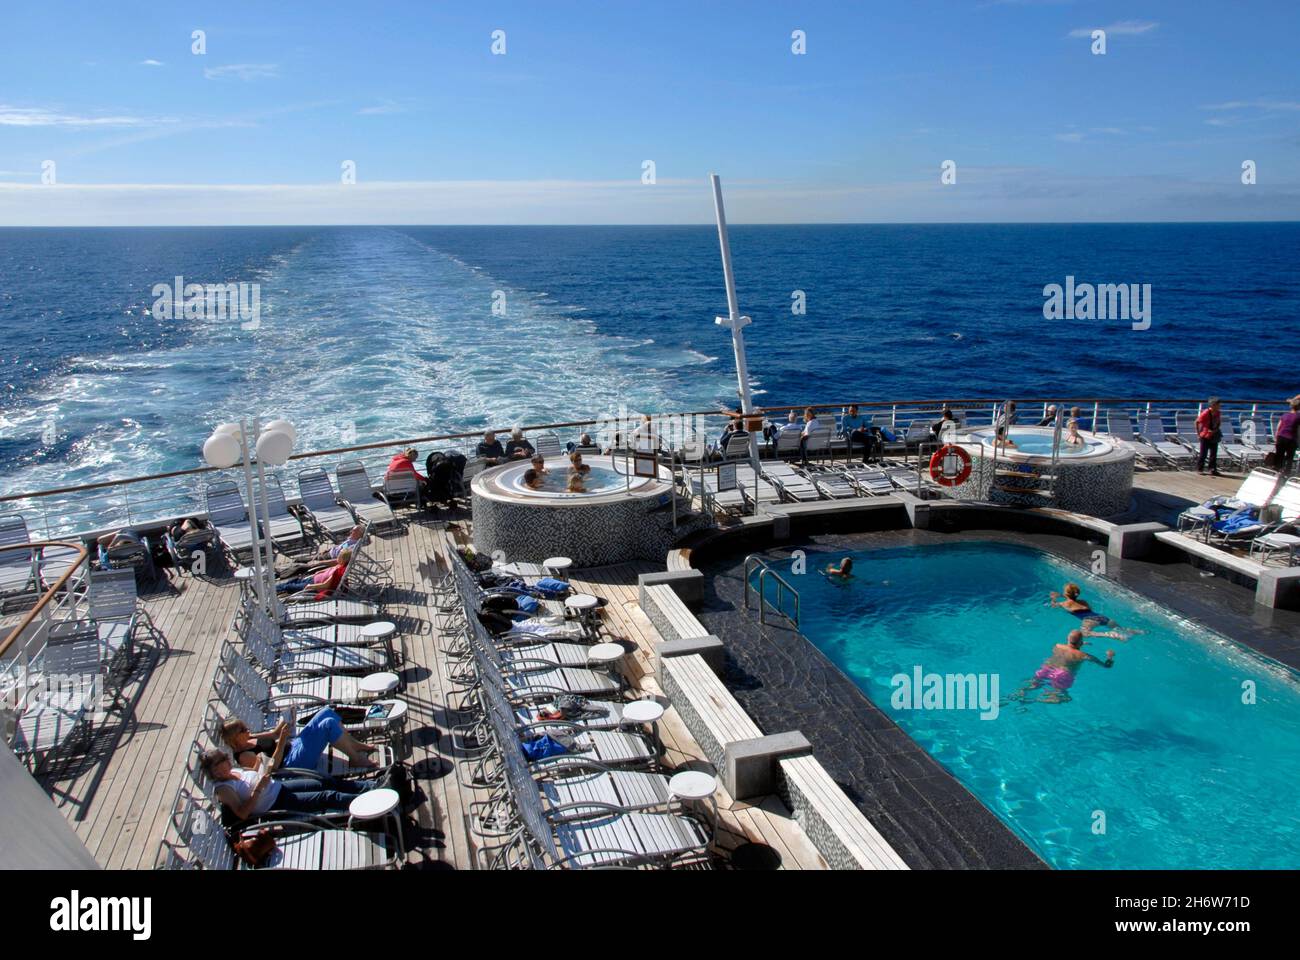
left=1, top=229, right=732, bottom=530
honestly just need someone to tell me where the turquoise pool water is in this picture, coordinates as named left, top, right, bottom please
left=772, top=541, right=1300, bottom=869
left=972, top=429, right=1103, bottom=457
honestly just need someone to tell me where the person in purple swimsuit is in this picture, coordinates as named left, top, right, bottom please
left=1009, top=630, right=1115, bottom=704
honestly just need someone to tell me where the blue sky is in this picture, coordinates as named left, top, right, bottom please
left=1, top=0, right=1297, bottom=223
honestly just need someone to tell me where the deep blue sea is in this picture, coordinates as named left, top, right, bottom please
left=2, top=224, right=1298, bottom=500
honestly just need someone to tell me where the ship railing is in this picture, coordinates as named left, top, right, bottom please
left=0, top=398, right=1288, bottom=538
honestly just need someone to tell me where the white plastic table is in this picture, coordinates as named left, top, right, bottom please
left=621, top=698, right=665, bottom=740
left=348, top=788, right=404, bottom=861
left=1180, top=506, right=1217, bottom=542
left=668, top=771, right=719, bottom=830
left=361, top=621, right=397, bottom=640
left=543, top=556, right=573, bottom=581
left=587, top=642, right=624, bottom=665
left=358, top=672, right=400, bottom=698
left=565, top=593, right=599, bottom=613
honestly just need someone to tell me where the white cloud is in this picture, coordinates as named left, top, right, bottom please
left=2, top=172, right=1296, bottom=226
left=1202, top=99, right=1300, bottom=112
left=1055, top=132, right=1085, bottom=142
left=0, top=105, right=170, bottom=127
left=1068, top=20, right=1158, bottom=38
left=140, top=59, right=164, bottom=67
left=357, top=100, right=407, bottom=116
left=203, top=63, right=278, bottom=82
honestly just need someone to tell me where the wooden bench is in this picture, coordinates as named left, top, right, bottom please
left=778, top=754, right=909, bottom=870
left=641, top=582, right=708, bottom=642
left=659, top=653, right=761, bottom=771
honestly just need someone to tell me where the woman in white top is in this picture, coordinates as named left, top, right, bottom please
left=200, top=749, right=365, bottom=822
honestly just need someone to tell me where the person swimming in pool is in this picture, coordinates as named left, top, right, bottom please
left=823, top=556, right=854, bottom=582
left=1008, top=630, right=1115, bottom=704
left=1049, top=582, right=1144, bottom=641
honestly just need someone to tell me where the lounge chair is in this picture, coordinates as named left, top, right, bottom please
left=734, top=463, right=783, bottom=511
left=164, top=520, right=218, bottom=577
left=1102, top=410, right=1162, bottom=466
left=840, top=466, right=894, bottom=496
left=807, top=466, right=856, bottom=499
left=204, top=480, right=260, bottom=562
left=802, top=425, right=833, bottom=464
left=335, top=461, right=398, bottom=530
left=252, top=476, right=308, bottom=552
left=86, top=569, right=148, bottom=688
left=771, top=429, right=802, bottom=460
left=533, top=434, right=564, bottom=459
left=296, top=469, right=357, bottom=539
left=1219, top=416, right=1266, bottom=469
left=1177, top=469, right=1281, bottom=538
left=239, top=605, right=394, bottom=677
left=160, top=788, right=397, bottom=870
left=718, top=432, right=753, bottom=460
left=1137, top=413, right=1195, bottom=469
left=468, top=617, right=622, bottom=702
left=10, top=620, right=101, bottom=768
left=761, top=461, right=820, bottom=502
left=689, top=472, right=746, bottom=517
left=381, top=469, right=422, bottom=511
left=0, top=513, right=39, bottom=599
left=885, top=466, right=921, bottom=494
left=477, top=710, right=710, bottom=870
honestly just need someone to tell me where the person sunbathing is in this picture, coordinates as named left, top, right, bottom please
left=221, top=713, right=378, bottom=771
left=277, top=548, right=350, bottom=597
left=1049, top=582, right=1143, bottom=640
left=313, top=523, right=364, bottom=560
left=200, top=749, right=367, bottom=823
left=1007, top=630, right=1114, bottom=703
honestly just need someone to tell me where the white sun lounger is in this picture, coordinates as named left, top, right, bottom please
left=297, top=468, right=357, bottom=538
left=336, top=461, right=398, bottom=530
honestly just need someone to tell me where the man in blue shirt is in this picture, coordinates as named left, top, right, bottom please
left=840, top=404, right=879, bottom=463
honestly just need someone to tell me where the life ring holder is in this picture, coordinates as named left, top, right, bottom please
left=929, top=444, right=972, bottom=486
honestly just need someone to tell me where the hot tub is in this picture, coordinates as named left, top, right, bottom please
left=471, top=454, right=685, bottom=566
left=945, top=426, right=1134, bottom=516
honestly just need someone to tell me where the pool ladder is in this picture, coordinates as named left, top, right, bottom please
left=743, top=555, right=800, bottom=627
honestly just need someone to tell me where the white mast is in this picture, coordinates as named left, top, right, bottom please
left=710, top=174, right=759, bottom=458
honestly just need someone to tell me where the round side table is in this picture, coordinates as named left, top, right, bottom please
left=668, top=771, right=719, bottom=832
left=358, top=672, right=400, bottom=700
left=543, top=556, right=573, bottom=582
left=348, top=788, right=404, bottom=862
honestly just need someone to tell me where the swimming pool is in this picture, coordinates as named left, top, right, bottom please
left=768, top=541, right=1300, bottom=869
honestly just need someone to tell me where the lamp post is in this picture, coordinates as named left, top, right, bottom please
left=710, top=174, right=760, bottom=460
left=203, top=417, right=297, bottom=615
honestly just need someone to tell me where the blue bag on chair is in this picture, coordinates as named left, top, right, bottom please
left=520, top=735, right=569, bottom=762
left=534, top=577, right=570, bottom=597
left=515, top=594, right=540, bottom=614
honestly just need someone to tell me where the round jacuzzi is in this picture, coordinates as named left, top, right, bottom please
left=944, top=426, right=1134, bottom=516
left=471, top=454, right=686, bottom=566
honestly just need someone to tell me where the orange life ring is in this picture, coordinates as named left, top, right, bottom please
left=929, top=444, right=972, bottom=486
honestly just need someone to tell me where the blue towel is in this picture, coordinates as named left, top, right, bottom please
left=534, top=577, right=570, bottom=596
left=515, top=594, right=540, bottom=614
left=520, top=735, right=568, bottom=761
left=1213, top=509, right=1261, bottom=534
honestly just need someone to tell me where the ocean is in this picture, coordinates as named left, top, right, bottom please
left=2, top=223, right=1298, bottom=506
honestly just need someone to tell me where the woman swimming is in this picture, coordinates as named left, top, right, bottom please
left=1049, top=582, right=1143, bottom=640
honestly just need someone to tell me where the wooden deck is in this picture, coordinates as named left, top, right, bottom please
left=11, top=512, right=824, bottom=869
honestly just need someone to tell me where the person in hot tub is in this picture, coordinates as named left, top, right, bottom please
left=566, top=472, right=586, bottom=494
left=530, top=453, right=550, bottom=477
left=1049, top=582, right=1143, bottom=640
left=1010, top=630, right=1114, bottom=703
left=995, top=425, right=1018, bottom=450
left=568, top=451, right=591, bottom=476
left=521, top=468, right=545, bottom=491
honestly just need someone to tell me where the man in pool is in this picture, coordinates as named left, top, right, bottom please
left=1049, top=582, right=1144, bottom=641
left=1009, top=630, right=1115, bottom=703
left=823, top=556, right=854, bottom=582
left=521, top=468, right=544, bottom=490
left=568, top=451, right=591, bottom=475
left=530, top=453, right=549, bottom=476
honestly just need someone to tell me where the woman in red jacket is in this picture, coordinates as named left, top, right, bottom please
left=385, top=446, right=428, bottom=506
left=1196, top=398, right=1222, bottom=476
